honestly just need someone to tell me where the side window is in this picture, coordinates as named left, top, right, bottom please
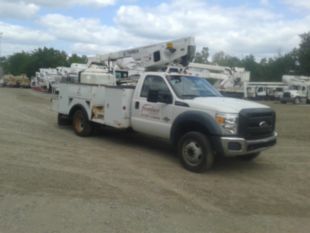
left=153, top=51, right=161, bottom=62
left=140, top=76, right=170, bottom=98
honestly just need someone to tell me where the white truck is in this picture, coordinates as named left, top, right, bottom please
left=53, top=38, right=277, bottom=172
left=281, top=75, right=310, bottom=104
left=187, top=63, right=250, bottom=98
left=244, top=82, right=288, bottom=100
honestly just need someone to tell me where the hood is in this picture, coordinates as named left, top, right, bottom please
left=185, top=97, right=269, bottom=113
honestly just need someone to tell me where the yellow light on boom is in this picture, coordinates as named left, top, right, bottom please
left=166, top=42, right=174, bottom=49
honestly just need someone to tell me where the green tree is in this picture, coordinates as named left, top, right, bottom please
left=194, top=47, right=210, bottom=64
left=298, top=32, right=310, bottom=75
left=3, top=47, right=69, bottom=77
left=212, top=51, right=241, bottom=67
left=4, top=52, right=33, bottom=76
left=68, top=54, right=88, bottom=64
left=30, top=47, right=68, bottom=72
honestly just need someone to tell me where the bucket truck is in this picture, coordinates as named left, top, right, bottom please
left=187, top=63, right=250, bottom=98
left=53, top=37, right=277, bottom=172
left=280, top=75, right=310, bottom=104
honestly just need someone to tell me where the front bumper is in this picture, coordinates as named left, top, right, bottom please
left=220, top=132, right=277, bottom=157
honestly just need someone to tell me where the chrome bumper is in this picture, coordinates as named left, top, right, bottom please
left=220, top=132, right=277, bottom=157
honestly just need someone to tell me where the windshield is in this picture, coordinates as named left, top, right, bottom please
left=167, top=75, right=222, bottom=99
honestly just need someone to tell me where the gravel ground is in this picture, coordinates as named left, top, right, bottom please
left=0, top=88, right=310, bottom=233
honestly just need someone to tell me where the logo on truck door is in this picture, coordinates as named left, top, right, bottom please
left=141, top=104, right=160, bottom=120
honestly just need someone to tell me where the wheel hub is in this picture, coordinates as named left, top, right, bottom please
left=74, top=113, right=85, bottom=132
left=183, top=141, right=203, bottom=165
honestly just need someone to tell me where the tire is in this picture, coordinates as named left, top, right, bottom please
left=178, top=132, right=214, bottom=173
left=72, top=109, right=93, bottom=137
left=238, top=152, right=260, bottom=161
left=57, top=113, right=71, bottom=126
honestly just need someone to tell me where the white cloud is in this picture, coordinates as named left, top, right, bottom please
left=39, top=14, right=123, bottom=44
left=0, top=22, right=55, bottom=55
left=0, top=43, right=38, bottom=56
left=5, top=0, right=116, bottom=8
left=0, top=1, right=39, bottom=19
left=260, top=0, right=269, bottom=6
left=115, top=0, right=307, bottom=58
left=1, top=0, right=310, bottom=59
left=282, top=0, right=310, bottom=10
left=0, top=22, right=54, bottom=44
left=39, top=14, right=152, bottom=53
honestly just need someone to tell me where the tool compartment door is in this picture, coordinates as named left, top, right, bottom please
left=104, top=87, right=134, bottom=128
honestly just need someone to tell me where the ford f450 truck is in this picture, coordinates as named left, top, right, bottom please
left=53, top=72, right=277, bottom=172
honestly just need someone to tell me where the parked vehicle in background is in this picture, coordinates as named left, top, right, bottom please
left=187, top=63, right=250, bottom=98
left=2, top=74, right=30, bottom=88
left=244, top=82, right=288, bottom=100
left=281, top=75, right=310, bottom=104
left=32, top=63, right=87, bottom=92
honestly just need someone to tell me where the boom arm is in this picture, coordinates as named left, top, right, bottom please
left=91, top=37, right=196, bottom=70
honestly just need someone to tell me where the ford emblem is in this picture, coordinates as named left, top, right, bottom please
left=259, top=121, right=269, bottom=128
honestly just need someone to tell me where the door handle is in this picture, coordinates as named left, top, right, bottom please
left=135, top=101, right=140, bottom=109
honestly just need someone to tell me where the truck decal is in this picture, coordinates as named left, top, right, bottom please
left=141, top=104, right=160, bottom=120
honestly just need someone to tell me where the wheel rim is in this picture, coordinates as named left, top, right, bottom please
left=74, top=112, right=85, bottom=133
left=182, top=140, right=203, bottom=166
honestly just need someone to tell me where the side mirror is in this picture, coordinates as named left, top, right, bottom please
left=147, top=90, right=173, bottom=104
left=147, top=90, right=159, bottom=103
left=159, top=92, right=173, bottom=104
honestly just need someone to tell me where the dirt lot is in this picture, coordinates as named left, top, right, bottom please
left=0, top=88, right=310, bottom=233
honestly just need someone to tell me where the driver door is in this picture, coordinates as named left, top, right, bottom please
left=131, top=75, right=174, bottom=139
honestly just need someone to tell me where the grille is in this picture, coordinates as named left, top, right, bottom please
left=238, top=108, right=275, bottom=140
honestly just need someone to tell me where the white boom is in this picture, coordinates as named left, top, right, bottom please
left=187, top=62, right=250, bottom=98
left=89, top=37, right=196, bottom=71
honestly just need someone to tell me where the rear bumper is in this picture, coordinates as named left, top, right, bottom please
left=220, top=132, right=277, bottom=157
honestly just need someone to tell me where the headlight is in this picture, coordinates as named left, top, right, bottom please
left=215, top=113, right=238, bottom=135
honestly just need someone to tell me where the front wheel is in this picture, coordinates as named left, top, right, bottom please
left=178, top=132, right=214, bottom=173
left=72, top=109, right=93, bottom=137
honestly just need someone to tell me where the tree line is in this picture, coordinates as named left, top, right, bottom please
left=0, top=32, right=310, bottom=81
left=194, top=32, right=310, bottom=81
left=0, top=47, right=87, bottom=78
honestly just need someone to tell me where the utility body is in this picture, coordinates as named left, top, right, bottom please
left=53, top=38, right=277, bottom=172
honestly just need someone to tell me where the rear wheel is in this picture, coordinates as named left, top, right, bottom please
left=178, top=132, right=214, bottom=173
left=72, top=109, right=93, bottom=137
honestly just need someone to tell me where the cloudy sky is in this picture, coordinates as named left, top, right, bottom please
left=0, top=0, right=309, bottom=59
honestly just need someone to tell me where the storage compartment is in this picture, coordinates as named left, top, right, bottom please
left=104, top=87, right=134, bottom=128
